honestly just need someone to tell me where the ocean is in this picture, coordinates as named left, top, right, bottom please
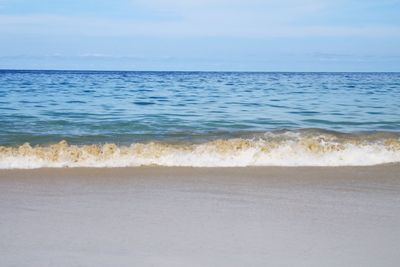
left=0, top=70, right=399, bottom=168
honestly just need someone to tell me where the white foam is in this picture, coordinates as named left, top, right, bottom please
left=1, top=134, right=400, bottom=168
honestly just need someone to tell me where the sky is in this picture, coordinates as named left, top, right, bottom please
left=0, top=0, right=399, bottom=71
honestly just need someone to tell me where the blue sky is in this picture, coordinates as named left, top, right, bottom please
left=0, top=0, right=399, bottom=71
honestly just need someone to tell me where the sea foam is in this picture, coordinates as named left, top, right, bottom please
left=1, top=131, right=399, bottom=168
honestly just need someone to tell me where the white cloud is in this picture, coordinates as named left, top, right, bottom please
left=0, top=0, right=399, bottom=38
left=1, top=14, right=399, bottom=38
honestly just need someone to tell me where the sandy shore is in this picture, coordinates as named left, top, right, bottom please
left=1, top=165, right=400, bottom=266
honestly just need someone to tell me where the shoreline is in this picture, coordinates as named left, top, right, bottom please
left=1, top=163, right=400, bottom=178
left=1, top=130, right=400, bottom=168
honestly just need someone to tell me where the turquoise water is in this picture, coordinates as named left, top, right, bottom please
left=1, top=70, right=400, bottom=168
left=1, top=70, right=399, bottom=145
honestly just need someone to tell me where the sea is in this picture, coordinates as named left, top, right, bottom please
left=0, top=70, right=399, bottom=168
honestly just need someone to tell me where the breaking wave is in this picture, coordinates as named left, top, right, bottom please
left=1, top=131, right=400, bottom=169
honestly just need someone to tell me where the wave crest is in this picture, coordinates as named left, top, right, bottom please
left=1, top=132, right=400, bottom=168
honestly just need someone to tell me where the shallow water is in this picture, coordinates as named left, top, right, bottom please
left=1, top=70, right=399, bottom=167
left=1, top=70, right=399, bottom=144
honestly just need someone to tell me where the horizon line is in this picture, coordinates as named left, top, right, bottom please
left=1, top=68, right=399, bottom=74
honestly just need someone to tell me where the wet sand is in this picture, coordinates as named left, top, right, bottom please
left=1, top=165, right=400, bottom=266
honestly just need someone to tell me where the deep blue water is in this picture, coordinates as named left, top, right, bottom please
left=0, top=70, right=399, bottom=145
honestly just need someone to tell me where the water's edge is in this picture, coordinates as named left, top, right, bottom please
left=1, top=130, right=399, bottom=168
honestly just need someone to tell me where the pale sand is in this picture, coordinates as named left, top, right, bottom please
left=1, top=165, right=400, bottom=267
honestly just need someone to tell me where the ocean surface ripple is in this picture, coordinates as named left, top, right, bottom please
left=0, top=70, right=399, bottom=167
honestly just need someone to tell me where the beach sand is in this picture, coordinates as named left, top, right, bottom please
left=1, top=165, right=400, bottom=266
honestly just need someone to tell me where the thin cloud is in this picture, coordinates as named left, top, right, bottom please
left=0, top=14, right=399, bottom=38
left=0, top=0, right=399, bottom=38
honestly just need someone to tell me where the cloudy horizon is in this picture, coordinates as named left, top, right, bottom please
left=1, top=0, right=399, bottom=71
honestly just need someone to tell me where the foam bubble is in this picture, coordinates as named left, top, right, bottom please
left=1, top=132, right=400, bottom=168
